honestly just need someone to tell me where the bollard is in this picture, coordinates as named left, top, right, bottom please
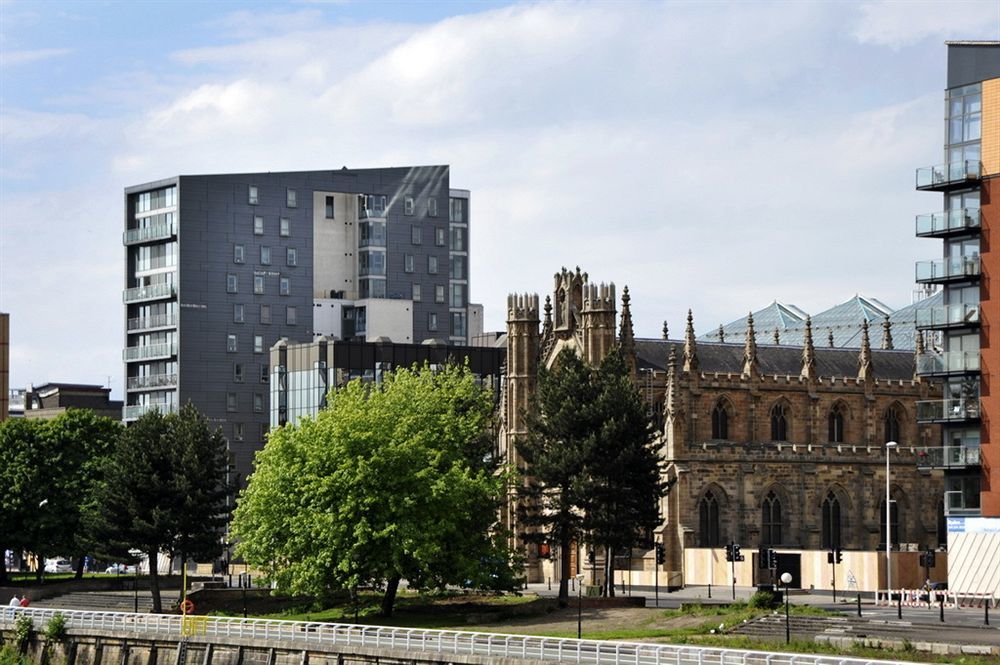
left=708, top=582, right=712, bottom=599
left=897, top=592, right=902, bottom=620
left=856, top=593, right=862, bottom=618
left=986, top=601, right=990, bottom=626
left=939, top=593, right=945, bottom=623
left=547, top=577, right=551, bottom=591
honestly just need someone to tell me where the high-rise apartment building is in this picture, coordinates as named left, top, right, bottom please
left=914, top=43, right=1000, bottom=520
left=123, top=166, right=479, bottom=478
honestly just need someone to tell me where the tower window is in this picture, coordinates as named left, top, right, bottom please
left=770, top=403, right=789, bottom=441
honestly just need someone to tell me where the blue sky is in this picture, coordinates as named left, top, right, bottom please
left=1, top=0, right=999, bottom=396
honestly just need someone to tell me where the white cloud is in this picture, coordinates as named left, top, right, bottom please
left=2, top=47, right=72, bottom=66
left=1, top=1, right=967, bottom=395
left=853, top=1, right=999, bottom=48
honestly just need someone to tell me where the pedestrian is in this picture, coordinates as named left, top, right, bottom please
left=19, top=595, right=29, bottom=608
left=8, top=594, right=20, bottom=607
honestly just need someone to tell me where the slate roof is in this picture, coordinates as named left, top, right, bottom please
left=697, top=292, right=942, bottom=352
left=635, top=338, right=916, bottom=381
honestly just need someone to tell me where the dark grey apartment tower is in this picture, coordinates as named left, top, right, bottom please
left=123, top=166, right=478, bottom=478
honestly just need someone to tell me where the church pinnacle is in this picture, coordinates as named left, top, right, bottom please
left=880, top=314, right=894, bottom=350
left=801, top=316, right=816, bottom=381
left=682, top=309, right=699, bottom=372
left=858, top=319, right=873, bottom=381
left=619, top=287, right=637, bottom=376
left=741, top=312, right=759, bottom=379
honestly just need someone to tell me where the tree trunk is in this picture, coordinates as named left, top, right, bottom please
left=558, top=532, right=572, bottom=606
left=0, top=547, right=7, bottom=585
left=148, top=550, right=162, bottom=614
left=74, top=555, right=85, bottom=580
left=380, top=574, right=401, bottom=617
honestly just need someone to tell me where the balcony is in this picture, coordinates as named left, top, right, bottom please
left=123, top=402, right=177, bottom=422
left=127, top=312, right=178, bottom=332
left=915, top=351, right=980, bottom=376
left=123, top=220, right=176, bottom=245
left=127, top=373, right=178, bottom=391
left=916, top=160, right=982, bottom=192
left=123, top=342, right=177, bottom=362
left=123, top=283, right=176, bottom=303
left=915, top=208, right=981, bottom=238
left=915, top=256, right=980, bottom=284
left=358, top=207, right=387, bottom=220
left=944, top=490, right=981, bottom=517
left=915, top=303, right=980, bottom=330
left=915, top=398, right=980, bottom=423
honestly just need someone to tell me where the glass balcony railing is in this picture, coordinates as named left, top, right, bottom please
left=915, top=208, right=981, bottom=237
left=916, top=160, right=982, bottom=191
left=915, top=446, right=980, bottom=469
left=123, top=221, right=176, bottom=245
left=944, top=490, right=981, bottom=517
left=123, top=283, right=176, bottom=303
left=915, top=303, right=980, bottom=330
left=126, top=373, right=178, bottom=390
left=127, top=312, right=178, bottom=331
left=916, top=351, right=980, bottom=376
left=915, top=398, right=980, bottom=422
left=915, top=256, right=980, bottom=284
left=358, top=207, right=387, bottom=220
left=123, top=402, right=177, bottom=421
left=123, top=342, right=177, bottom=362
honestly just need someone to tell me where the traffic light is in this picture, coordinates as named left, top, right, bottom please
left=920, top=550, right=936, bottom=568
left=587, top=550, right=595, bottom=565
left=758, top=547, right=769, bottom=568
left=835, top=548, right=843, bottom=564
left=725, top=543, right=734, bottom=562
left=732, top=544, right=743, bottom=562
left=768, top=549, right=778, bottom=570
left=655, top=543, right=665, bottom=565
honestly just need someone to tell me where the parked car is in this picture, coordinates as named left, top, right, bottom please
left=44, top=558, right=73, bottom=573
left=105, top=563, right=137, bottom=575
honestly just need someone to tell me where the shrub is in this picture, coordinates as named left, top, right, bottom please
left=748, top=590, right=777, bottom=609
left=44, top=613, right=67, bottom=643
left=12, top=615, right=33, bottom=653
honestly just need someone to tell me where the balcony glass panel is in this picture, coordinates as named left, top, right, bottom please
left=127, top=312, right=178, bottom=331
left=915, top=446, right=980, bottom=469
left=123, top=342, right=177, bottom=362
left=915, top=160, right=982, bottom=189
left=915, top=208, right=981, bottom=236
left=915, top=303, right=979, bottom=329
left=915, top=257, right=980, bottom=283
left=127, top=373, right=178, bottom=390
left=915, top=351, right=980, bottom=375
left=123, top=402, right=177, bottom=421
left=123, top=220, right=176, bottom=245
left=123, top=283, right=176, bottom=303
left=915, top=398, right=980, bottom=422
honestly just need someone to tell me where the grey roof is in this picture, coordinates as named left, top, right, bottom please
left=698, top=292, right=942, bottom=351
left=635, top=339, right=915, bottom=381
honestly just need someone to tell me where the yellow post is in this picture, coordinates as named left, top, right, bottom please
left=182, top=559, right=187, bottom=616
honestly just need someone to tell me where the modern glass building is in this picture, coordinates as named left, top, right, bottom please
left=122, top=166, right=480, bottom=480
left=914, top=42, right=1000, bottom=519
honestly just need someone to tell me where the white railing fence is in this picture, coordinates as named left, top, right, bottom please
left=0, top=607, right=924, bottom=665
left=875, top=589, right=998, bottom=609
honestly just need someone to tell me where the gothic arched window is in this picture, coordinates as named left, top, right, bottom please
left=711, top=401, right=729, bottom=440
left=883, top=406, right=902, bottom=444
left=879, top=497, right=900, bottom=549
left=828, top=404, right=846, bottom=443
left=698, top=491, right=721, bottom=547
left=821, top=491, right=842, bottom=549
left=770, top=403, right=789, bottom=441
left=761, top=490, right=783, bottom=546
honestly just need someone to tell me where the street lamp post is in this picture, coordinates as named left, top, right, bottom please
left=780, top=572, right=793, bottom=643
left=576, top=574, right=585, bottom=639
left=885, top=441, right=898, bottom=609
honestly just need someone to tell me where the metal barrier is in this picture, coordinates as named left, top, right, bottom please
left=875, top=589, right=999, bottom=609
left=0, top=606, right=924, bottom=665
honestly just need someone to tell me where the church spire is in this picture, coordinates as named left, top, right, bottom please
left=683, top=309, right=699, bottom=372
left=880, top=314, right=894, bottom=350
left=858, top=319, right=873, bottom=381
left=801, top=316, right=816, bottom=381
left=741, top=312, right=759, bottom=379
left=619, top=287, right=637, bottom=376
left=662, top=320, right=669, bottom=340
left=542, top=295, right=553, bottom=337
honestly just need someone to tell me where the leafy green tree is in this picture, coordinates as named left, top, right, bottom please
left=91, top=404, right=231, bottom=612
left=0, top=418, right=49, bottom=584
left=232, top=363, right=515, bottom=617
left=516, top=348, right=600, bottom=604
left=580, top=350, right=663, bottom=597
